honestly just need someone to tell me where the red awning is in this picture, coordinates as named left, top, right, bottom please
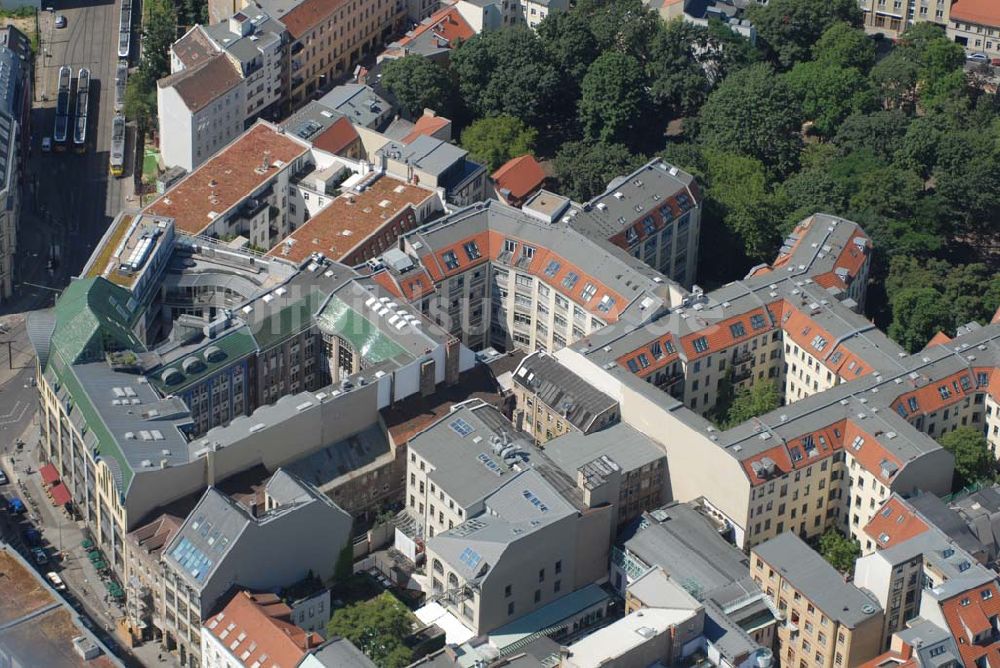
left=49, top=482, right=71, bottom=506
left=39, top=463, right=60, bottom=485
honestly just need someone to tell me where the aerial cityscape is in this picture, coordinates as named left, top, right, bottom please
left=0, top=0, right=998, bottom=666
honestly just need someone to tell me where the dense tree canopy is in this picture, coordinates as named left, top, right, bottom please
left=819, top=529, right=861, bottom=573
left=939, top=427, right=996, bottom=490
left=326, top=593, right=415, bottom=668
left=554, top=141, right=646, bottom=201
left=381, top=56, right=457, bottom=119
left=721, top=380, right=782, bottom=428
left=579, top=52, right=649, bottom=143
left=461, top=116, right=537, bottom=171
left=748, top=0, right=862, bottom=68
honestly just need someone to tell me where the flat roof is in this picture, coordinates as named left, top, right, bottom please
left=145, top=122, right=308, bottom=235
left=266, top=174, right=434, bottom=264
left=564, top=607, right=697, bottom=668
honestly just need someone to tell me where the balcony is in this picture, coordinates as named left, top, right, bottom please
left=733, top=349, right=753, bottom=364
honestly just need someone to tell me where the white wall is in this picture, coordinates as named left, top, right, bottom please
left=158, top=86, right=195, bottom=172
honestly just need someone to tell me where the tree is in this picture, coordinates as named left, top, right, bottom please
left=461, top=116, right=537, bottom=171
left=579, top=51, right=649, bottom=144
left=813, top=22, right=876, bottom=73
left=887, top=287, right=950, bottom=353
left=723, top=380, right=781, bottom=428
left=939, top=427, right=995, bottom=490
left=450, top=29, right=561, bottom=127
left=124, top=67, right=157, bottom=130
left=783, top=61, right=872, bottom=136
left=832, top=111, right=911, bottom=162
left=818, top=529, right=860, bottom=573
left=554, top=141, right=646, bottom=201
left=584, top=0, right=661, bottom=62
left=748, top=0, right=862, bottom=69
left=646, top=20, right=710, bottom=117
left=701, top=149, right=781, bottom=260
left=697, top=63, right=802, bottom=176
left=327, top=592, right=415, bottom=668
left=537, top=10, right=599, bottom=89
left=870, top=51, right=919, bottom=110
left=381, top=56, right=457, bottom=119
left=140, top=0, right=177, bottom=81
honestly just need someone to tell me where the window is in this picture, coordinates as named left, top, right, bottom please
left=555, top=560, right=562, bottom=574
left=581, top=283, right=597, bottom=302
left=522, top=245, right=535, bottom=259
left=642, top=216, right=656, bottom=235
left=637, top=354, right=650, bottom=368
left=597, top=295, right=615, bottom=313
left=750, top=314, right=766, bottom=330
left=539, top=568, right=545, bottom=582
left=534, top=589, right=541, bottom=603
left=443, top=251, right=459, bottom=270
left=508, top=602, right=515, bottom=616
left=938, top=386, right=951, bottom=400
left=692, top=337, right=709, bottom=353
left=505, top=585, right=512, bottom=597
left=554, top=579, right=561, bottom=593
left=544, top=260, right=561, bottom=277
left=504, top=239, right=517, bottom=253
left=463, top=241, right=481, bottom=260
left=730, top=322, right=746, bottom=338
left=562, top=272, right=579, bottom=289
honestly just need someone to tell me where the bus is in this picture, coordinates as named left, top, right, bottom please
left=110, top=114, right=125, bottom=177
left=73, top=67, right=90, bottom=152
left=53, top=66, right=71, bottom=148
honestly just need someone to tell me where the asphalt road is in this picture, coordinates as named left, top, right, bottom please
left=4, top=0, right=131, bottom=315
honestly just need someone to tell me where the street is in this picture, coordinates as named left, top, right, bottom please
left=4, top=0, right=133, bottom=315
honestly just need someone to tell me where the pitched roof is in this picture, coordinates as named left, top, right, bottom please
left=395, top=5, right=475, bottom=50
left=863, top=495, right=930, bottom=549
left=157, top=52, right=242, bottom=113
left=278, top=0, right=348, bottom=40
left=49, top=277, right=142, bottom=366
left=171, top=26, right=219, bottom=69
left=145, top=122, right=308, bottom=235
left=923, top=330, right=953, bottom=349
left=205, top=590, right=323, bottom=667
left=265, top=175, right=434, bottom=264
left=938, top=580, right=1000, bottom=667
left=311, top=115, right=360, bottom=155
left=950, top=0, right=1000, bottom=26
left=401, top=114, right=451, bottom=144
left=492, top=154, right=546, bottom=202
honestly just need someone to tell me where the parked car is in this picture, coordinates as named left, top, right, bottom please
left=54, top=14, right=66, bottom=28
left=46, top=572, right=66, bottom=590
left=967, top=52, right=989, bottom=62
left=22, top=528, right=41, bottom=546
left=32, top=547, right=48, bottom=565
left=0, top=470, right=7, bottom=485
left=41, top=137, right=52, bottom=152
left=6, top=497, right=26, bottom=514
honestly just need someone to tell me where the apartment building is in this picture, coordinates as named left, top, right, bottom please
left=499, top=0, right=569, bottom=29
left=0, top=27, right=31, bottom=304
left=200, top=590, right=326, bottom=668
left=859, top=0, right=951, bottom=38
left=265, top=0, right=405, bottom=106
left=854, top=493, right=996, bottom=651
left=125, top=513, right=183, bottom=642
left=510, top=350, right=619, bottom=443
left=858, top=619, right=961, bottom=668
left=381, top=3, right=478, bottom=62
left=492, top=154, right=547, bottom=208
left=161, top=470, right=352, bottom=668
left=918, top=575, right=1000, bottom=667
left=752, top=533, right=884, bottom=668
left=378, top=134, right=488, bottom=207
left=949, top=0, right=1000, bottom=60
left=613, top=502, right=778, bottom=650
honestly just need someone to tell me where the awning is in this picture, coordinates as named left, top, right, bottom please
left=49, top=482, right=71, bottom=506
left=39, top=463, right=59, bottom=485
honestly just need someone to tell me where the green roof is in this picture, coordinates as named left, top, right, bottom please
left=50, top=278, right=143, bottom=367
left=48, top=353, right=134, bottom=493
left=149, top=327, right=259, bottom=393
left=316, top=295, right=408, bottom=365
left=252, top=289, right=325, bottom=350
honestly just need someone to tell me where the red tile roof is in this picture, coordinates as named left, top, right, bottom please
left=813, top=231, right=869, bottom=292
left=844, top=420, right=904, bottom=483
left=923, top=331, right=952, bottom=350
left=939, top=581, right=1000, bottom=667
left=890, top=369, right=981, bottom=419
left=157, top=53, right=243, bottom=113
left=742, top=420, right=846, bottom=485
left=401, top=115, right=451, bottom=144
left=312, top=116, right=360, bottom=156
left=492, top=155, right=546, bottom=202
left=370, top=266, right=437, bottom=302
left=205, top=590, right=322, bottom=668
left=780, top=303, right=872, bottom=380
left=279, top=0, right=348, bottom=40
left=857, top=651, right=917, bottom=668
left=863, top=496, right=930, bottom=548
left=950, top=0, right=1000, bottom=26
left=396, top=5, right=475, bottom=48
left=266, top=176, right=434, bottom=265
left=678, top=302, right=783, bottom=361
left=146, top=123, right=308, bottom=235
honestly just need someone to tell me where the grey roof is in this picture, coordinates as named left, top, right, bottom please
left=512, top=351, right=617, bottom=431
left=543, top=423, right=663, bottom=477
left=70, top=362, right=193, bottom=471
left=627, top=565, right=703, bottom=610
left=163, top=486, right=251, bottom=589
left=624, top=502, right=754, bottom=605
left=896, top=619, right=962, bottom=667
left=317, top=84, right=390, bottom=129
left=201, top=4, right=284, bottom=66
left=284, top=423, right=390, bottom=490
left=280, top=100, right=345, bottom=143
left=428, top=468, right=576, bottom=582
left=398, top=135, right=468, bottom=176
left=754, top=532, right=882, bottom=628
left=0, top=42, right=24, bottom=193
left=908, top=492, right=986, bottom=560
left=308, top=636, right=377, bottom=668
left=574, top=159, right=698, bottom=241
left=702, top=600, right=765, bottom=664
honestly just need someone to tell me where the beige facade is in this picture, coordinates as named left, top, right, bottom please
left=859, top=0, right=951, bottom=38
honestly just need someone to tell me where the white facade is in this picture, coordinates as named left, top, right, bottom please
left=200, top=627, right=243, bottom=668
left=158, top=78, right=246, bottom=173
